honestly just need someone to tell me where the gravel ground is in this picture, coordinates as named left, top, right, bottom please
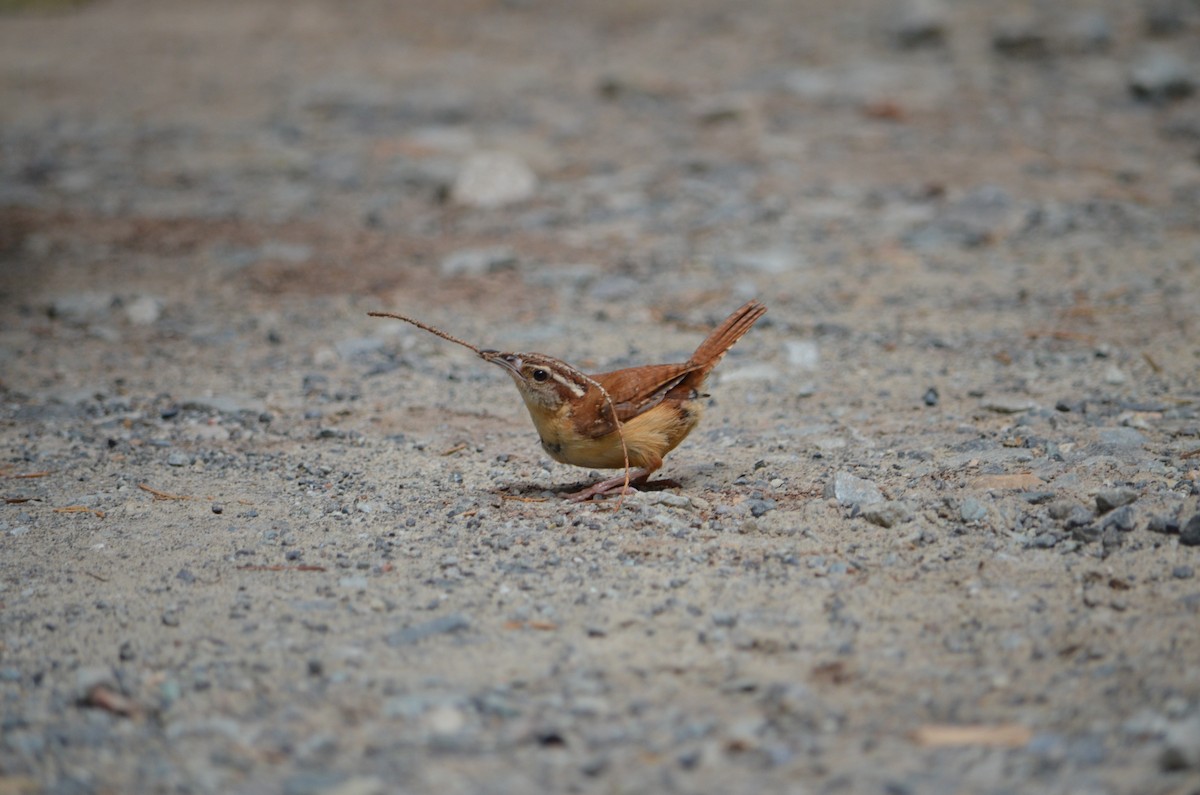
left=3, top=1, right=1200, bottom=793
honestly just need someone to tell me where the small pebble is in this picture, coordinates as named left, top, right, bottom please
left=1144, top=0, right=1188, bottom=37
left=1062, top=505, right=1094, bottom=529
left=1029, top=532, right=1062, bottom=549
left=862, top=501, right=912, bottom=528
left=826, top=471, right=884, bottom=508
left=1172, top=565, right=1195, bottom=580
left=1130, top=51, right=1195, bottom=103
left=440, top=246, right=517, bottom=277
left=923, top=387, right=939, bottom=407
left=747, top=498, right=778, bottom=518
left=1095, top=488, right=1138, bottom=512
left=1148, top=515, right=1181, bottom=535
left=1101, top=505, right=1137, bottom=533
left=890, top=0, right=948, bottom=49
left=166, top=452, right=190, bottom=467
left=385, top=614, right=472, bottom=647
left=1180, top=514, right=1200, bottom=547
left=452, top=151, right=537, bottom=207
left=960, top=497, right=988, bottom=523
left=982, top=396, right=1036, bottom=414
left=212, top=503, right=224, bottom=514
left=991, top=15, right=1048, bottom=58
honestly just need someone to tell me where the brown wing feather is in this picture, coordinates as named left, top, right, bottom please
left=577, top=300, right=767, bottom=438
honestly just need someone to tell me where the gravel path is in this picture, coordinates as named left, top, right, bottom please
left=2, top=2, right=1200, bottom=793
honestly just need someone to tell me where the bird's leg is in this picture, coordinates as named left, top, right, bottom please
left=565, top=469, right=652, bottom=502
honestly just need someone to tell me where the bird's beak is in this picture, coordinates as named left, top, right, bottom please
left=480, top=349, right=521, bottom=377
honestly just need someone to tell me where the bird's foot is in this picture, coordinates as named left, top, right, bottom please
left=564, top=470, right=650, bottom=502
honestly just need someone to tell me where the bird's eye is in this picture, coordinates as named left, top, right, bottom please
left=531, top=368, right=550, bottom=382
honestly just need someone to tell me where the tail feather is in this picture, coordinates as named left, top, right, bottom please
left=680, top=299, right=767, bottom=387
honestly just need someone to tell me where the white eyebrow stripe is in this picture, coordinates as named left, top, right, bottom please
left=551, top=371, right=586, bottom=397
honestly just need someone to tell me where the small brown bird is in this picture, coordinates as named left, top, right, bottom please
left=368, top=300, right=766, bottom=501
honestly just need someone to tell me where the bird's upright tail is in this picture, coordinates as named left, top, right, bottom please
left=687, top=299, right=767, bottom=376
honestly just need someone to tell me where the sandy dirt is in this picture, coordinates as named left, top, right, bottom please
left=2, top=1, right=1200, bottom=793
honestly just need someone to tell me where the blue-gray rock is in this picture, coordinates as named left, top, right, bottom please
left=1181, top=514, right=1200, bottom=547
left=1095, top=488, right=1138, bottom=513
left=890, top=0, right=948, bottom=49
left=334, top=337, right=385, bottom=360
left=1098, top=427, right=1147, bottom=448
left=748, top=498, right=778, bottom=518
left=1062, top=505, right=1094, bottom=529
left=1029, top=532, right=1062, bottom=548
left=1102, top=505, right=1137, bottom=533
left=1148, top=514, right=1182, bottom=535
left=960, top=498, right=988, bottom=523
left=1063, top=11, right=1112, bottom=53
left=992, top=15, right=1048, bottom=58
left=282, top=772, right=349, bottom=795
left=1160, top=716, right=1200, bottom=771
left=1130, top=51, right=1195, bottom=103
left=862, top=501, right=912, bottom=528
left=440, top=246, right=518, bottom=278
left=385, top=614, right=471, bottom=647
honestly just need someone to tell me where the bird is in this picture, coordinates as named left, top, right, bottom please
left=368, top=300, right=766, bottom=501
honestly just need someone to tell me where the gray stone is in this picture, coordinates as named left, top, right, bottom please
left=1102, top=505, right=1137, bottom=533
left=1160, top=715, right=1200, bottom=771
left=452, top=151, right=537, bottom=207
left=385, top=613, right=471, bottom=647
left=991, top=15, right=1048, bottom=58
left=890, top=0, right=948, bottom=49
left=1063, top=11, right=1112, bottom=53
left=862, top=501, right=912, bottom=528
left=1130, top=51, right=1195, bottom=103
left=124, top=294, right=163, bottom=325
left=1148, top=514, right=1182, bottom=535
left=48, top=291, right=117, bottom=324
left=1181, top=514, right=1200, bottom=547
left=1095, top=488, right=1138, bottom=512
left=260, top=241, right=313, bottom=263
left=982, top=396, right=1036, bottom=414
left=826, top=471, right=885, bottom=508
left=747, top=498, right=778, bottom=518
left=440, top=246, right=518, bottom=277
left=960, top=498, right=988, bottom=523
left=282, top=772, right=349, bottom=795
left=1029, top=532, right=1062, bottom=548
left=785, top=340, right=820, bottom=370
left=334, top=337, right=385, bottom=360
left=1062, top=505, right=1094, bottom=529
left=1144, top=0, right=1188, bottom=37
left=1098, top=427, right=1147, bottom=448
left=180, top=394, right=266, bottom=414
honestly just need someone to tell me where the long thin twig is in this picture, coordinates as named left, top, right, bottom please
left=237, top=564, right=327, bottom=572
left=367, top=311, right=483, bottom=354
left=138, top=483, right=191, bottom=501
left=54, top=505, right=106, bottom=518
